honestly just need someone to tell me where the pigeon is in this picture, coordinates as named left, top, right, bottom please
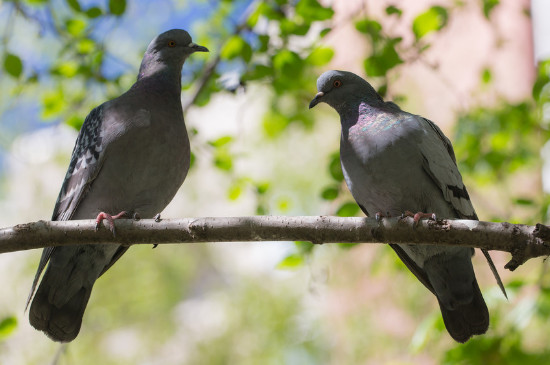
left=309, top=70, right=504, bottom=343
left=28, top=29, right=208, bottom=342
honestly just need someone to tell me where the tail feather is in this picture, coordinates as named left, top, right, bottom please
left=29, top=280, right=92, bottom=343
left=438, top=280, right=489, bottom=343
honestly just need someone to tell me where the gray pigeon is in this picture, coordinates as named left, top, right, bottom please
left=28, top=29, right=208, bottom=342
left=309, top=70, right=503, bottom=343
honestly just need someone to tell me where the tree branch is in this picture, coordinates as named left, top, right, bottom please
left=2, top=216, right=549, bottom=270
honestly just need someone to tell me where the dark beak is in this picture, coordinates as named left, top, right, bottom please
left=309, top=91, right=324, bottom=109
left=190, top=43, right=209, bottom=53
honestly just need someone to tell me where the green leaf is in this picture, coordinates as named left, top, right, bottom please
left=263, top=111, right=289, bottom=137
left=256, top=182, right=270, bottom=195
left=66, top=0, right=81, bottom=12
left=227, top=184, right=242, bottom=200
left=221, top=36, right=252, bottom=62
left=355, top=19, right=382, bottom=40
left=306, top=47, right=334, bottom=66
left=385, top=5, right=402, bottom=17
left=514, top=198, right=534, bottom=206
left=321, top=186, right=339, bottom=200
left=272, top=50, right=303, bottom=79
left=412, top=6, right=448, bottom=40
left=336, top=202, right=360, bottom=217
left=295, top=241, right=314, bottom=254
left=482, top=68, right=492, bottom=84
left=0, top=316, right=17, bottom=339
left=329, top=152, right=344, bottom=181
left=208, top=136, right=233, bottom=148
left=276, top=254, right=304, bottom=270
left=85, top=6, right=102, bottom=18
left=363, top=39, right=403, bottom=76
left=3, top=53, right=23, bottom=78
left=42, top=89, right=66, bottom=119
left=66, top=18, right=87, bottom=36
left=482, top=0, right=499, bottom=18
left=77, top=38, right=95, bottom=54
left=243, top=64, right=272, bottom=81
left=53, top=60, right=79, bottom=77
left=214, top=150, right=233, bottom=171
left=109, top=0, right=126, bottom=16
left=66, top=115, right=83, bottom=130
left=295, top=0, right=334, bottom=21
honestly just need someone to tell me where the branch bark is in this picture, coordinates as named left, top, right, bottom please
left=2, top=216, right=549, bottom=270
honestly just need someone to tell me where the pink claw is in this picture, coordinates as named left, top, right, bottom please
left=95, top=211, right=128, bottom=236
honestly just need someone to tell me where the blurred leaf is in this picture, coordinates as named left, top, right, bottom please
left=273, top=50, right=303, bottom=79
left=336, top=202, right=360, bottom=217
left=482, top=67, right=492, bottom=84
left=208, top=136, right=233, bottom=147
left=263, top=110, right=289, bottom=137
left=295, top=240, right=314, bottom=254
left=514, top=198, right=534, bottom=206
left=243, top=64, right=272, bottom=81
left=277, top=254, right=304, bottom=270
left=66, top=18, right=87, bottom=36
left=86, top=6, right=102, bottom=18
left=295, top=0, right=334, bottom=21
left=306, top=47, right=334, bottom=66
left=329, top=152, right=344, bottom=181
left=53, top=60, right=79, bottom=77
left=214, top=149, right=233, bottom=171
left=277, top=196, right=291, bottom=212
left=228, top=183, right=242, bottom=200
left=221, top=36, right=252, bottom=62
left=412, top=6, right=448, bottom=40
left=66, top=115, right=83, bottom=129
left=66, top=0, right=81, bottom=12
left=3, top=53, right=23, bottom=78
left=109, top=0, right=126, bottom=16
left=385, top=5, right=402, bottom=17
left=42, top=89, right=66, bottom=119
left=77, top=38, right=95, bottom=54
left=321, top=186, right=339, bottom=200
left=256, top=182, right=270, bottom=195
left=355, top=19, right=382, bottom=41
left=364, top=39, right=403, bottom=77
left=482, top=0, right=500, bottom=18
left=0, top=316, right=17, bottom=339
left=189, top=151, right=196, bottom=169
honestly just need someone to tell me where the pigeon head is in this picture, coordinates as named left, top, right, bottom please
left=139, top=29, right=208, bottom=79
left=309, top=70, right=383, bottom=111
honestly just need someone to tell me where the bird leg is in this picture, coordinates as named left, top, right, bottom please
left=95, top=211, right=129, bottom=237
left=375, top=211, right=391, bottom=222
left=402, top=210, right=437, bottom=226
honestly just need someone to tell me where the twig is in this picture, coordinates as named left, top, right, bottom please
left=1, top=216, right=549, bottom=271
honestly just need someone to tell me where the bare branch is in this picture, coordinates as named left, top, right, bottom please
left=2, top=216, right=549, bottom=270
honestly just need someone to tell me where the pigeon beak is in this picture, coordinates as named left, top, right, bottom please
left=188, top=42, right=209, bottom=53
left=309, top=91, right=325, bottom=109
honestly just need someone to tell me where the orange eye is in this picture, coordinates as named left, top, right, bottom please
left=333, top=80, right=342, bottom=88
left=168, top=40, right=176, bottom=47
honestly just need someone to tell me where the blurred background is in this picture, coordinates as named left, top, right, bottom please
left=0, top=0, right=549, bottom=363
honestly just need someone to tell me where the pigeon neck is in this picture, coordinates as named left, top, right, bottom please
left=137, top=57, right=184, bottom=94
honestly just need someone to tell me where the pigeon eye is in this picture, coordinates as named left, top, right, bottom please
left=333, top=80, right=342, bottom=88
left=168, top=40, right=176, bottom=47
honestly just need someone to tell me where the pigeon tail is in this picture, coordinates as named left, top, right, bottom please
left=437, top=280, right=489, bottom=343
left=29, top=268, right=94, bottom=342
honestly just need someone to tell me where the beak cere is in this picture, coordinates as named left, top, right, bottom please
left=188, top=42, right=209, bottom=53
left=309, top=91, right=325, bottom=109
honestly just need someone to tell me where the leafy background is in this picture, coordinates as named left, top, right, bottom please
left=0, top=0, right=549, bottom=364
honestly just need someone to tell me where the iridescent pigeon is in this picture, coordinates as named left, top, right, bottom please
left=28, top=29, right=208, bottom=342
left=310, top=70, right=504, bottom=343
